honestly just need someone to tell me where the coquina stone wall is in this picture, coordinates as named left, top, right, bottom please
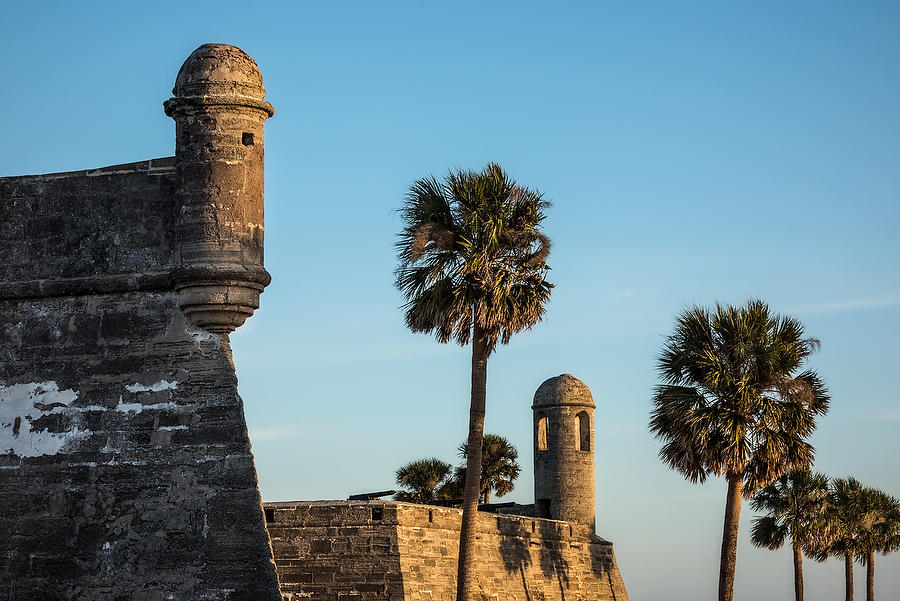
left=0, top=44, right=281, bottom=601
left=265, top=501, right=629, bottom=601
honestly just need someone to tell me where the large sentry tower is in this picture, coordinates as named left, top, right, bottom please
left=532, top=374, right=596, bottom=530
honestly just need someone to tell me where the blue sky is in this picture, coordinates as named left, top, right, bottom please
left=2, top=2, right=899, bottom=599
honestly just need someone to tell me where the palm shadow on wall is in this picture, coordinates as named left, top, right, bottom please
left=498, top=517, right=570, bottom=601
left=588, top=536, right=618, bottom=601
left=498, top=518, right=533, bottom=601
left=537, top=520, right=570, bottom=600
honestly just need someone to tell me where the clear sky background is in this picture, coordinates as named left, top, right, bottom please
left=2, top=2, right=898, bottom=600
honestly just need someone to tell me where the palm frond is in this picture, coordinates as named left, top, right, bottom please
left=751, top=515, right=789, bottom=550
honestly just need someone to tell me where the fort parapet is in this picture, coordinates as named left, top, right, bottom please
left=265, top=500, right=628, bottom=601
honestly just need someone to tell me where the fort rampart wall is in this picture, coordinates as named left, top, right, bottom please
left=265, top=501, right=629, bottom=601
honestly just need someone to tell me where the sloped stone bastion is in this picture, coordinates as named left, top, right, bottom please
left=0, top=44, right=279, bottom=601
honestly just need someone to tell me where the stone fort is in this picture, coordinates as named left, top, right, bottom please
left=0, top=44, right=628, bottom=601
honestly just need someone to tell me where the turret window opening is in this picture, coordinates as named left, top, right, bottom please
left=537, top=413, right=548, bottom=451
left=576, top=411, right=590, bottom=451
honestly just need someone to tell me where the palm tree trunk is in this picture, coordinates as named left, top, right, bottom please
left=455, top=327, right=489, bottom=601
left=844, top=552, right=854, bottom=601
left=792, top=540, right=804, bottom=601
left=718, top=473, right=743, bottom=601
left=866, top=549, right=874, bottom=601
left=484, top=489, right=490, bottom=504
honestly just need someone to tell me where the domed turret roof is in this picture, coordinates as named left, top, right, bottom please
left=532, top=374, right=595, bottom=408
left=173, top=43, right=266, bottom=100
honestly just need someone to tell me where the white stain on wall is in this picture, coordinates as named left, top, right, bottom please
left=114, top=400, right=179, bottom=414
left=189, top=327, right=220, bottom=346
left=125, top=380, right=179, bottom=393
left=0, top=381, right=89, bottom=458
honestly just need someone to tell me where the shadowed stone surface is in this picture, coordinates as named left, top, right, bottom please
left=0, top=44, right=280, bottom=601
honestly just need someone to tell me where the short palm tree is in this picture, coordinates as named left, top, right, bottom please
left=853, top=486, right=900, bottom=601
left=457, top=433, right=521, bottom=504
left=811, top=477, right=868, bottom=601
left=395, top=163, right=552, bottom=601
left=649, top=300, right=829, bottom=601
left=814, top=479, right=900, bottom=601
left=394, top=458, right=454, bottom=502
left=750, top=468, right=830, bottom=601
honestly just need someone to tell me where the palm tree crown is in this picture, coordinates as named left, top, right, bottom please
left=751, top=468, right=831, bottom=551
left=395, top=162, right=553, bottom=351
left=650, top=300, right=829, bottom=493
left=394, top=458, right=454, bottom=502
left=457, top=433, right=522, bottom=504
left=814, top=478, right=867, bottom=558
left=853, top=487, right=900, bottom=557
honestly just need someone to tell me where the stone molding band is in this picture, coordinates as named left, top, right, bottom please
left=531, top=401, right=597, bottom=409
left=0, top=272, right=172, bottom=301
left=164, top=95, right=275, bottom=117
left=170, top=263, right=272, bottom=289
left=0, top=265, right=271, bottom=301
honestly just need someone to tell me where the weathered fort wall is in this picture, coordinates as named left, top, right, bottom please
left=265, top=501, right=629, bottom=601
left=0, top=45, right=281, bottom=601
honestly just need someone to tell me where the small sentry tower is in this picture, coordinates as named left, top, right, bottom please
left=532, top=374, right=596, bottom=530
left=164, top=44, right=275, bottom=335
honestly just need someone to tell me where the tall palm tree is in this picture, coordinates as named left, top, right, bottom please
left=395, top=163, right=552, bottom=601
left=457, top=433, right=521, bottom=504
left=750, top=467, right=830, bottom=601
left=394, top=458, right=454, bottom=502
left=649, top=300, right=829, bottom=601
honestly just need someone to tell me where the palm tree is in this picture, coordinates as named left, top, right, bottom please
left=394, top=458, right=454, bottom=502
left=810, top=477, right=867, bottom=601
left=813, top=479, right=900, bottom=601
left=854, top=486, right=900, bottom=601
left=395, top=163, right=552, bottom=601
left=750, top=467, right=830, bottom=601
left=457, top=433, right=521, bottom=504
left=649, top=300, right=829, bottom=601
